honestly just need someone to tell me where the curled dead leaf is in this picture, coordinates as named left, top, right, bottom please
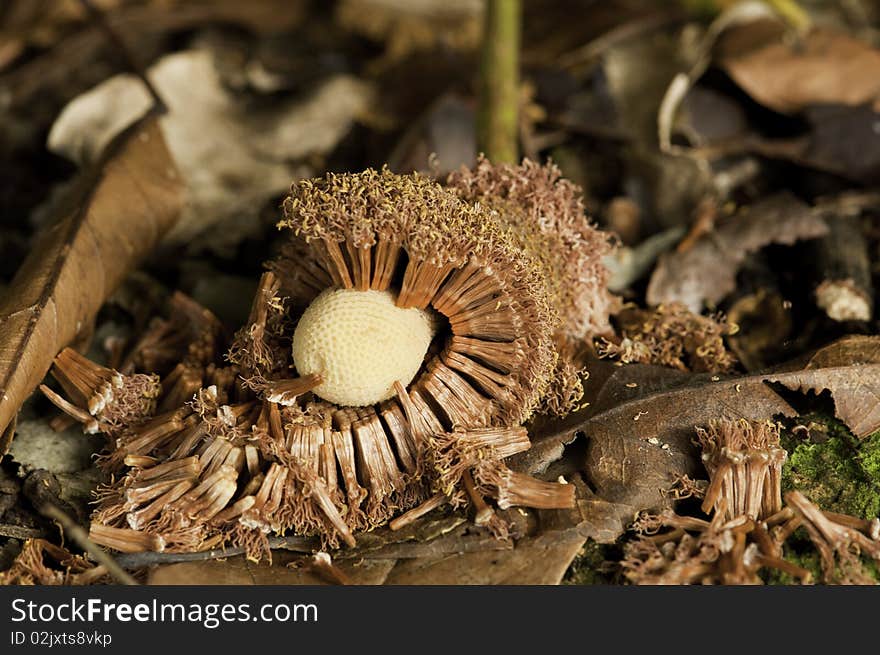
left=48, top=50, right=375, bottom=253
left=768, top=336, right=880, bottom=438
left=523, top=335, right=880, bottom=543
left=518, top=358, right=794, bottom=542
left=719, top=27, right=880, bottom=115
left=646, top=192, right=827, bottom=311
left=0, top=111, right=184, bottom=452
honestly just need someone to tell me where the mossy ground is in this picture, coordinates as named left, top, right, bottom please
left=764, top=532, right=880, bottom=585
left=780, top=412, right=880, bottom=519
left=562, top=539, right=618, bottom=585
left=566, top=412, right=880, bottom=585
left=769, top=412, right=880, bottom=584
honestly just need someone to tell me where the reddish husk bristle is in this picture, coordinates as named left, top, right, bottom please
left=121, top=292, right=224, bottom=375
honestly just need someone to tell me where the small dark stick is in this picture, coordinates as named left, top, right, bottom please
left=0, top=525, right=47, bottom=540
left=462, top=470, right=495, bottom=526
left=307, top=552, right=352, bottom=586
left=77, top=0, right=167, bottom=113
left=112, top=535, right=315, bottom=570
left=41, top=504, right=139, bottom=585
left=811, top=215, right=872, bottom=322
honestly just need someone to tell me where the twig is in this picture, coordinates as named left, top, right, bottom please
left=114, top=548, right=246, bottom=569
left=676, top=196, right=717, bottom=254
left=114, top=530, right=512, bottom=568
left=306, top=552, right=352, bottom=585
left=113, top=535, right=315, bottom=570
left=0, top=524, right=48, bottom=540
left=557, top=10, right=684, bottom=70
left=809, top=214, right=872, bottom=322
left=462, top=470, right=495, bottom=526
left=389, top=492, right=448, bottom=531
left=478, top=0, right=520, bottom=163
left=77, top=0, right=167, bottom=113
left=42, top=504, right=139, bottom=585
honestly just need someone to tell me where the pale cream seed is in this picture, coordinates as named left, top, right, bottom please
left=292, top=288, right=435, bottom=406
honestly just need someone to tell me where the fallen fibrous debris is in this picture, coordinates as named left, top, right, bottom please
left=597, top=302, right=738, bottom=373
left=696, top=419, right=786, bottom=521
left=625, top=507, right=771, bottom=585
left=44, top=160, right=614, bottom=560
left=41, top=349, right=161, bottom=437
left=786, top=490, right=880, bottom=585
left=0, top=539, right=107, bottom=586
left=0, top=112, right=184, bottom=452
left=622, top=418, right=879, bottom=585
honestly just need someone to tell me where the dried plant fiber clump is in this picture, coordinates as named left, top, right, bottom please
left=598, top=302, right=737, bottom=373
left=46, top=161, right=610, bottom=560
left=447, top=156, right=616, bottom=338
left=695, top=418, right=786, bottom=521
left=0, top=539, right=107, bottom=586
left=621, top=419, right=880, bottom=585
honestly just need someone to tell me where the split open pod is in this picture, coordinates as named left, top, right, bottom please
left=45, top=159, right=615, bottom=558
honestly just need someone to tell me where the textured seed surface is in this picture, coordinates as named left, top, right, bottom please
left=292, top=288, right=434, bottom=406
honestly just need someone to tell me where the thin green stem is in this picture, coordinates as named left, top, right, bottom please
left=478, top=0, right=521, bottom=164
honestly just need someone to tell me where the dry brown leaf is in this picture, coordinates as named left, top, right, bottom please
left=524, top=361, right=795, bottom=542
left=657, top=0, right=778, bottom=153
left=148, top=554, right=395, bottom=586
left=660, top=13, right=880, bottom=185
left=0, top=0, right=308, bottom=109
left=525, top=336, right=880, bottom=542
left=719, top=27, right=880, bottom=115
left=647, top=192, right=827, bottom=311
left=741, top=105, right=880, bottom=185
left=381, top=532, right=584, bottom=585
left=578, top=366, right=794, bottom=532
left=48, top=50, right=375, bottom=253
left=147, top=525, right=583, bottom=585
left=512, top=356, right=623, bottom=477
left=145, top=535, right=582, bottom=586
left=768, top=335, right=880, bottom=438
left=0, top=112, right=184, bottom=452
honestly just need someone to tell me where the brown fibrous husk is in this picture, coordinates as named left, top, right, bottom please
left=47, top=164, right=614, bottom=560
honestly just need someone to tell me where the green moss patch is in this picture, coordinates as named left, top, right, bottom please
left=563, top=540, right=617, bottom=585
left=781, top=413, right=880, bottom=519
